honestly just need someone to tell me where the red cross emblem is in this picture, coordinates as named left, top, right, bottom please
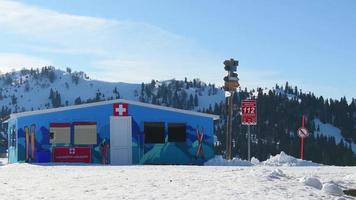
left=195, top=128, right=205, bottom=160
left=69, top=148, right=75, bottom=155
left=113, top=103, right=128, bottom=116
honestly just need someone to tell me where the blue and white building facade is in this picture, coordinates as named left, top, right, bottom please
left=7, top=99, right=219, bottom=165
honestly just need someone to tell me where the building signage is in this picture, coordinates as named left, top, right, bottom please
left=241, top=100, right=257, bottom=125
left=53, top=147, right=92, bottom=163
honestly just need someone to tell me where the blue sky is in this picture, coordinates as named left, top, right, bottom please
left=0, top=0, right=355, bottom=100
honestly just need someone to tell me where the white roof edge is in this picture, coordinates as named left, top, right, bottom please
left=10, top=99, right=220, bottom=120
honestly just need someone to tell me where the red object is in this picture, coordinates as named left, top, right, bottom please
left=299, top=114, right=309, bottom=160
left=241, top=100, right=257, bottom=125
left=53, top=147, right=92, bottom=163
left=195, top=128, right=205, bottom=159
left=50, top=123, right=71, bottom=127
left=301, top=138, right=304, bottom=160
left=113, top=103, right=128, bottom=116
left=100, top=143, right=110, bottom=164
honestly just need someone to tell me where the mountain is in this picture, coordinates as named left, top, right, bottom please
left=0, top=67, right=224, bottom=113
left=0, top=67, right=355, bottom=165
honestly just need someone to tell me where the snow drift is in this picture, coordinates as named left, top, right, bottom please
left=262, top=151, right=320, bottom=167
left=204, top=155, right=253, bottom=166
left=205, top=152, right=320, bottom=167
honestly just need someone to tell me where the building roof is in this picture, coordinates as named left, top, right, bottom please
left=9, top=99, right=220, bottom=120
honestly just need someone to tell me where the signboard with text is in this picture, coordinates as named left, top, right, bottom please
left=241, top=100, right=257, bottom=125
left=53, top=147, right=92, bottom=163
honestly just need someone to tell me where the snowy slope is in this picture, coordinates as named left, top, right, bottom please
left=0, top=69, right=224, bottom=113
left=314, top=118, right=356, bottom=153
left=185, top=86, right=225, bottom=111
left=0, top=69, right=140, bottom=112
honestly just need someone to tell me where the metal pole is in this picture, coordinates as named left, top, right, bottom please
left=225, top=96, right=229, bottom=160
left=248, top=125, right=251, bottom=161
left=300, top=114, right=305, bottom=160
left=229, top=92, right=233, bottom=160
left=225, top=92, right=233, bottom=160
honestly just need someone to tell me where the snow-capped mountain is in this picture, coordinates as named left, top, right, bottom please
left=0, top=67, right=224, bottom=114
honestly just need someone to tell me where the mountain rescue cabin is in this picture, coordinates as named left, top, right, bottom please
left=6, top=99, right=219, bottom=165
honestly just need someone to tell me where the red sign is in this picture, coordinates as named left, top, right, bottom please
left=113, top=103, right=128, bottom=116
left=241, top=100, right=257, bottom=125
left=297, top=127, right=309, bottom=138
left=53, top=147, right=92, bottom=163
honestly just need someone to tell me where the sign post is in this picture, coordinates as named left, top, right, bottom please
left=223, top=58, right=239, bottom=160
left=241, top=99, right=257, bottom=161
left=297, top=114, right=309, bottom=160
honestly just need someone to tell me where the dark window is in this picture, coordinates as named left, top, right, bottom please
left=168, top=123, right=186, bottom=142
left=144, top=122, right=165, bottom=143
left=50, top=132, right=55, bottom=140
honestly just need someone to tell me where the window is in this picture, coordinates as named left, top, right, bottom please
left=50, top=123, right=71, bottom=144
left=74, top=122, right=97, bottom=145
left=168, top=123, right=186, bottom=142
left=144, top=122, right=165, bottom=144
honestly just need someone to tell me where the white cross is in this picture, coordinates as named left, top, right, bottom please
left=69, top=148, right=75, bottom=155
left=116, top=104, right=127, bottom=116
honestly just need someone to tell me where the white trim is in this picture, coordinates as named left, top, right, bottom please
left=10, top=99, right=219, bottom=120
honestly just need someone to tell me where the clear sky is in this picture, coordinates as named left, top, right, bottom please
left=0, top=0, right=355, bottom=100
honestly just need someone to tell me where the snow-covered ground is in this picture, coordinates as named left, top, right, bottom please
left=1, top=156, right=355, bottom=200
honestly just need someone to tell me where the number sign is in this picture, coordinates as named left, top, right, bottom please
left=241, top=100, right=257, bottom=125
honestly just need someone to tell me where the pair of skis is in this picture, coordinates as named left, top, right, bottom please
left=25, top=125, right=36, bottom=162
left=195, top=128, right=205, bottom=160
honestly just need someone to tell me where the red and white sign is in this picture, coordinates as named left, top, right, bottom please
left=113, top=103, right=128, bottom=116
left=53, top=147, right=92, bottom=163
left=241, top=100, right=257, bottom=125
left=297, top=127, right=309, bottom=138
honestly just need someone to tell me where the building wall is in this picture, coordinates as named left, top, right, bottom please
left=9, top=102, right=215, bottom=164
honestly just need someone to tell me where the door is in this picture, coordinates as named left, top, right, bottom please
left=110, top=116, right=132, bottom=165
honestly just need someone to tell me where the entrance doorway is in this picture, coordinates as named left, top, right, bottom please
left=110, top=116, right=132, bottom=165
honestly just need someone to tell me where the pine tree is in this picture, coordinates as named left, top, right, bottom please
left=194, top=94, right=199, bottom=107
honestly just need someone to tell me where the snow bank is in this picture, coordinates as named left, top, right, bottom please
left=205, top=152, right=320, bottom=167
left=300, top=176, right=322, bottom=190
left=322, top=183, right=344, bottom=196
left=263, top=151, right=320, bottom=166
left=204, top=155, right=253, bottom=166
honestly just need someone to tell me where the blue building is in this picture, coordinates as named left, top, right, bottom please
left=7, top=99, right=219, bottom=165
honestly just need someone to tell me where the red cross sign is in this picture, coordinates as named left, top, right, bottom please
left=113, top=103, right=128, bottom=116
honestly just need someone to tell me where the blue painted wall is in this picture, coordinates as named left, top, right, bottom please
left=8, top=102, right=215, bottom=165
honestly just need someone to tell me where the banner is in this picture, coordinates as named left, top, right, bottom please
left=53, top=147, right=92, bottom=163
